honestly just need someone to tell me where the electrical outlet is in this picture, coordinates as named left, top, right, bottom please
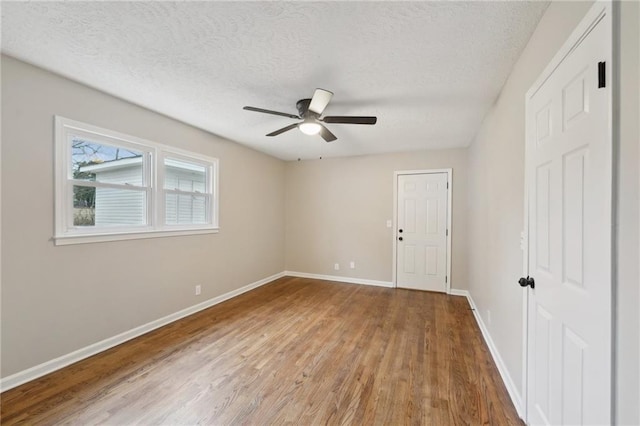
left=487, top=310, right=491, bottom=325
left=350, top=261, right=355, bottom=269
left=334, top=263, right=340, bottom=271
left=195, top=285, right=201, bottom=296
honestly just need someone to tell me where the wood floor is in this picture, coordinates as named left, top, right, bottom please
left=1, top=277, right=521, bottom=425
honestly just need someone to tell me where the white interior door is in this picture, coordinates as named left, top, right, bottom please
left=525, top=5, right=611, bottom=425
left=396, top=172, right=448, bottom=292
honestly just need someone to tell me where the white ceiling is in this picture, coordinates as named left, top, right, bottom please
left=1, top=1, right=548, bottom=161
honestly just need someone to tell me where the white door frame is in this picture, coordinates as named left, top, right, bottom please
left=392, top=168, right=453, bottom=292
left=522, top=1, right=614, bottom=422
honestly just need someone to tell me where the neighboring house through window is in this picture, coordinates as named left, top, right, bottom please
left=55, top=116, right=218, bottom=245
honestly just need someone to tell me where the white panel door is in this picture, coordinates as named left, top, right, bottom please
left=396, top=173, right=448, bottom=292
left=525, top=6, right=611, bottom=425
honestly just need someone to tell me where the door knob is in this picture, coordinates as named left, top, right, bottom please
left=398, top=237, right=403, bottom=241
left=518, top=276, right=535, bottom=289
left=399, top=229, right=403, bottom=233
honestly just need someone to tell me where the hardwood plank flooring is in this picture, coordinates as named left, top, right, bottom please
left=1, top=277, right=522, bottom=425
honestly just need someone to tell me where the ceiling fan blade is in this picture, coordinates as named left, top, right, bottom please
left=266, top=123, right=299, bottom=137
left=244, top=106, right=300, bottom=120
left=322, top=116, right=377, bottom=125
left=318, top=124, right=337, bottom=142
left=308, top=88, right=334, bottom=115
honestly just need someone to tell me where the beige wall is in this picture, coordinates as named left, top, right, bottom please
left=285, top=150, right=468, bottom=288
left=468, top=0, right=639, bottom=422
left=0, top=56, right=286, bottom=377
left=468, top=1, right=593, bottom=395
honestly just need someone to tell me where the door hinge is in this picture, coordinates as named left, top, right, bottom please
left=445, top=276, right=448, bottom=283
left=447, top=182, right=449, bottom=189
left=598, top=61, right=606, bottom=88
left=446, top=229, right=449, bottom=236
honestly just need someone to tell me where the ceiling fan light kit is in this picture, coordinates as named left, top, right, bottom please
left=243, top=88, right=377, bottom=143
left=299, top=119, right=321, bottom=135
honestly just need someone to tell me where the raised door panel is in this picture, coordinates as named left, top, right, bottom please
left=425, top=246, right=438, bottom=276
left=536, top=163, right=552, bottom=273
left=561, top=326, right=587, bottom=425
left=563, top=148, right=588, bottom=288
left=403, top=199, right=417, bottom=234
left=562, top=67, right=589, bottom=131
left=534, top=305, right=553, bottom=425
left=403, top=245, right=416, bottom=274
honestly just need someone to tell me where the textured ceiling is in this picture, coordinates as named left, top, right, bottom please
left=2, top=1, right=548, bottom=161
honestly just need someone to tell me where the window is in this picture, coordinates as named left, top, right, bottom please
left=71, top=137, right=150, bottom=228
left=55, top=117, right=218, bottom=245
left=161, top=156, right=211, bottom=226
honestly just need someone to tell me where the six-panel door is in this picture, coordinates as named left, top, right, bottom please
left=396, top=173, right=448, bottom=292
left=526, top=9, right=611, bottom=425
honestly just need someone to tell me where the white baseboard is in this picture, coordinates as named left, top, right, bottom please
left=0, top=271, right=285, bottom=392
left=448, top=288, right=469, bottom=297
left=461, top=291, right=524, bottom=419
left=285, top=271, right=393, bottom=288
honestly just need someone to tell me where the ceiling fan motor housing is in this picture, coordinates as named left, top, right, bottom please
left=296, top=99, right=314, bottom=118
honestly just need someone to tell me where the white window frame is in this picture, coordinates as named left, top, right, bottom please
left=54, top=116, right=219, bottom=245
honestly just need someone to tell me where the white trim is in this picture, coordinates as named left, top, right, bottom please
left=0, top=53, right=3, bottom=402
left=523, top=2, right=613, bottom=423
left=459, top=290, right=525, bottom=419
left=526, top=3, right=609, bottom=100
left=448, top=288, right=469, bottom=298
left=446, top=170, right=453, bottom=293
left=285, top=271, right=393, bottom=288
left=522, top=70, right=533, bottom=423
left=392, top=168, right=453, bottom=293
left=636, top=0, right=640, bottom=415
left=392, top=174, right=398, bottom=286
left=53, top=227, right=219, bottom=245
left=0, top=272, right=285, bottom=392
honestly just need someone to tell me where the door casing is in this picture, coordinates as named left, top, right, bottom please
left=392, top=169, right=453, bottom=292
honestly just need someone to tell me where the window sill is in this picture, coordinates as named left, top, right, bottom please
left=53, top=227, right=219, bottom=246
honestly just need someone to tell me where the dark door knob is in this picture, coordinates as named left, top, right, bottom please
left=518, top=276, right=535, bottom=289
left=399, top=229, right=403, bottom=233
left=398, top=237, right=403, bottom=241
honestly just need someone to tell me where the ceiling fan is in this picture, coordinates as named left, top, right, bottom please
left=243, top=89, right=377, bottom=142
